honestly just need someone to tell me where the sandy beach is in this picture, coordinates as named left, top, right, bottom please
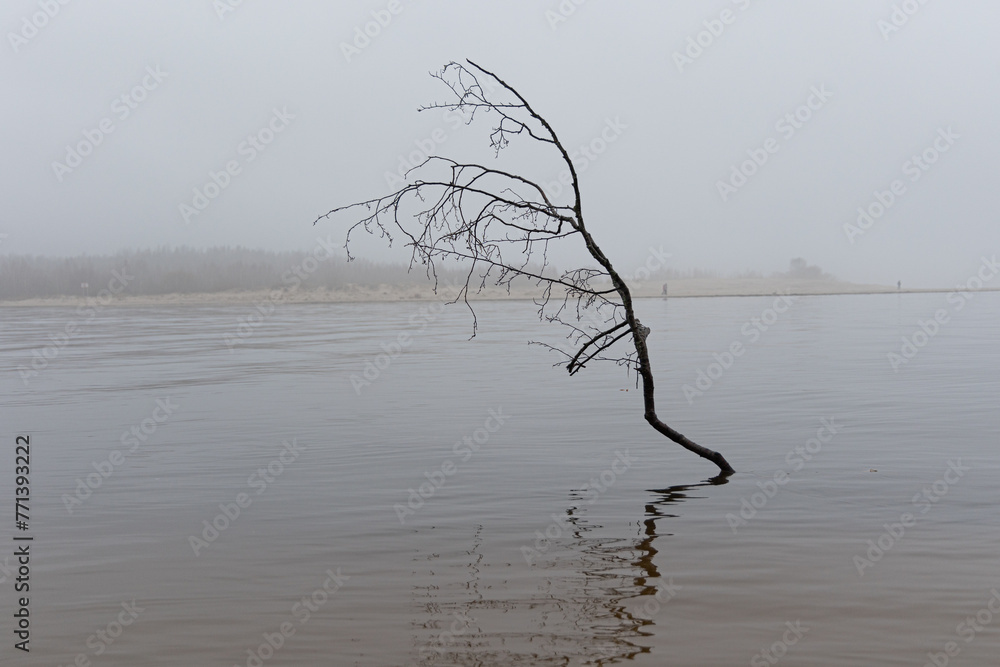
left=1, top=277, right=982, bottom=308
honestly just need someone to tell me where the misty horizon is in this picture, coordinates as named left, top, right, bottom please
left=0, top=245, right=848, bottom=301
left=2, top=2, right=996, bottom=290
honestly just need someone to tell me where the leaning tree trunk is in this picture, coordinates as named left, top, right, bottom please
left=633, top=327, right=735, bottom=473
left=319, top=59, right=736, bottom=474
left=574, top=221, right=736, bottom=474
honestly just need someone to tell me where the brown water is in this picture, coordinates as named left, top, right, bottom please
left=1, top=293, right=998, bottom=666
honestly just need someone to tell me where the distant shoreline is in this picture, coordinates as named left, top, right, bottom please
left=2, top=279, right=995, bottom=307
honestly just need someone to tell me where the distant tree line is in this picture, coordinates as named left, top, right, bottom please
left=785, top=257, right=833, bottom=281
left=636, top=258, right=834, bottom=285
left=0, top=248, right=833, bottom=301
left=0, top=246, right=483, bottom=301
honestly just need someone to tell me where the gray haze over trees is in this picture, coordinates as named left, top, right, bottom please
left=0, top=247, right=478, bottom=301
left=0, top=247, right=833, bottom=301
left=1, top=2, right=997, bottom=289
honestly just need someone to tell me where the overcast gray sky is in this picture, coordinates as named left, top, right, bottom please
left=2, top=0, right=997, bottom=287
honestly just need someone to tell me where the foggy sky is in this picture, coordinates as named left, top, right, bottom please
left=2, top=0, right=998, bottom=288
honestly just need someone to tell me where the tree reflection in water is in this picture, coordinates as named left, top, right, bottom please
left=407, top=475, right=730, bottom=666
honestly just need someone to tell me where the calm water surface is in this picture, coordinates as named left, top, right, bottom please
left=1, top=293, right=998, bottom=666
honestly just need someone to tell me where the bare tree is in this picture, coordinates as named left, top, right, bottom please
left=315, top=60, right=734, bottom=474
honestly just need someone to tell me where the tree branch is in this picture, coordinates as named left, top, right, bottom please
left=314, top=60, right=734, bottom=474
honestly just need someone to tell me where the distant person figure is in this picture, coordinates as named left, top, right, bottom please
left=897, top=280, right=901, bottom=291
left=661, top=282, right=668, bottom=297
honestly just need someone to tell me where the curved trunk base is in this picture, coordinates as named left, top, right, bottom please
left=645, top=413, right=736, bottom=474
